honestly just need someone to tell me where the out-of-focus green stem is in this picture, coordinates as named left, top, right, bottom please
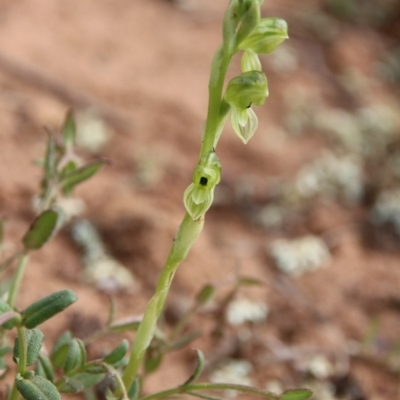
left=7, top=254, right=29, bottom=308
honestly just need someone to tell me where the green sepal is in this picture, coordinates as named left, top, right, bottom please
left=231, top=106, right=258, bottom=144
left=35, top=353, right=55, bottom=382
left=279, top=389, right=313, bottom=400
left=182, top=349, right=205, bottom=386
left=22, top=290, right=77, bottom=329
left=103, top=339, right=129, bottom=365
left=63, top=338, right=86, bottom=373
left=22, top=209, right=62, bottom=251
left=58, top=372, right=105, bottom=393
left=225, top=71, right=268, bottom=109
left=16, top=373, right=61, bottom=400
left=60, top=160, right=105, bottom=196
left=241, top=49, right=261, bottom=72
left=13, top=328, right=44, bottom=366
left=238, top=17, right=288, bottom=54
left=62, top=110, right=77, bottom=151
left=236, top=0, right=260, bottom=46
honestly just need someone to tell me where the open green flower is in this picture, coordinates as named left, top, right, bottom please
left=225, top=71, right=268, bottom=109
left=231, top=106, right=258, bottom=144
left=238, top=17, right=288, bottom=54
left=184, top=152, right=221, bottom=220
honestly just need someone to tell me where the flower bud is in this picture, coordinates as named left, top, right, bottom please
left=225, top=71, right=268, bottom=109
left=184, top=184, right=214, bottom=221
left=241, top=49, right=262, bottom=72
left=238, top=17, right=288, bottom=54
left=231, top=106, right=258, bottom=144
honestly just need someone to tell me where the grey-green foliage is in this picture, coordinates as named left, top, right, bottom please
left=13, top=329, right=44, bottom=366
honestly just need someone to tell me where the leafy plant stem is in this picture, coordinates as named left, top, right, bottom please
left=7, top=254, right=29, bottom=308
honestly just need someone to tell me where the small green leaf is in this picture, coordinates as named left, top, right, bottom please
left=63, top=338, right=86, bottom=373
left=187, top=391, right=227, bottom=400
left=13, top=328, right=44, bottom=366
left=106, top=295, right=117, bottom=327
left=58, top=373, right=105, bottom=393
left=280, top=389, right=313, bottom=400
left=59, top=160, right=78, bottom=179
left=103, top=339, right=129, bottom=365
left=196, top=284, right=215, bottom=306
left=128, top=378, right=141, bottom=400
left=44, top=133, right=57, bottom=183
left=169, top=331, right=202, bottom=351
left=60, top=160, right=105, bottom=196
left=0, top=346, right=12, bottom=357
left=110, top=316, right=142, bottom=333
left=237, top=276, right=264, bottom=286
left=105, top=388, right=119, bottom=400
left=50, top=331, right=72, bottom=365
left=22, top=290, right=77, bottom=329
left=62, top=111, right=77, bottom=150
left=22, top=209, right=60, bottom=251
left=144, top=346, right=163, bottom=374
left=16, top=373, right=61, bottom=400
left=182, top=349, right=205, bottom=386
left=0, top=299, right=19, bottom=329
left=36, top=353, right=55, bottom=382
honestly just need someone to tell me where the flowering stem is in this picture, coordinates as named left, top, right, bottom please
left=121, top=5, right=235, bottom=396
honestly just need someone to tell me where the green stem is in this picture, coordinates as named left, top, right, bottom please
left=8, top=327, right=28, bottom=400
left=120, top=213, right=204, bottom=392
left=16, top=327, right=28, bottom=374
left=139, top=383, right=279, bottom=400
left=8, top=384, right=20, bottom=400
left=7, top=254, right=29, bottom=308
left=201, top=47, right=232, bottom=157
